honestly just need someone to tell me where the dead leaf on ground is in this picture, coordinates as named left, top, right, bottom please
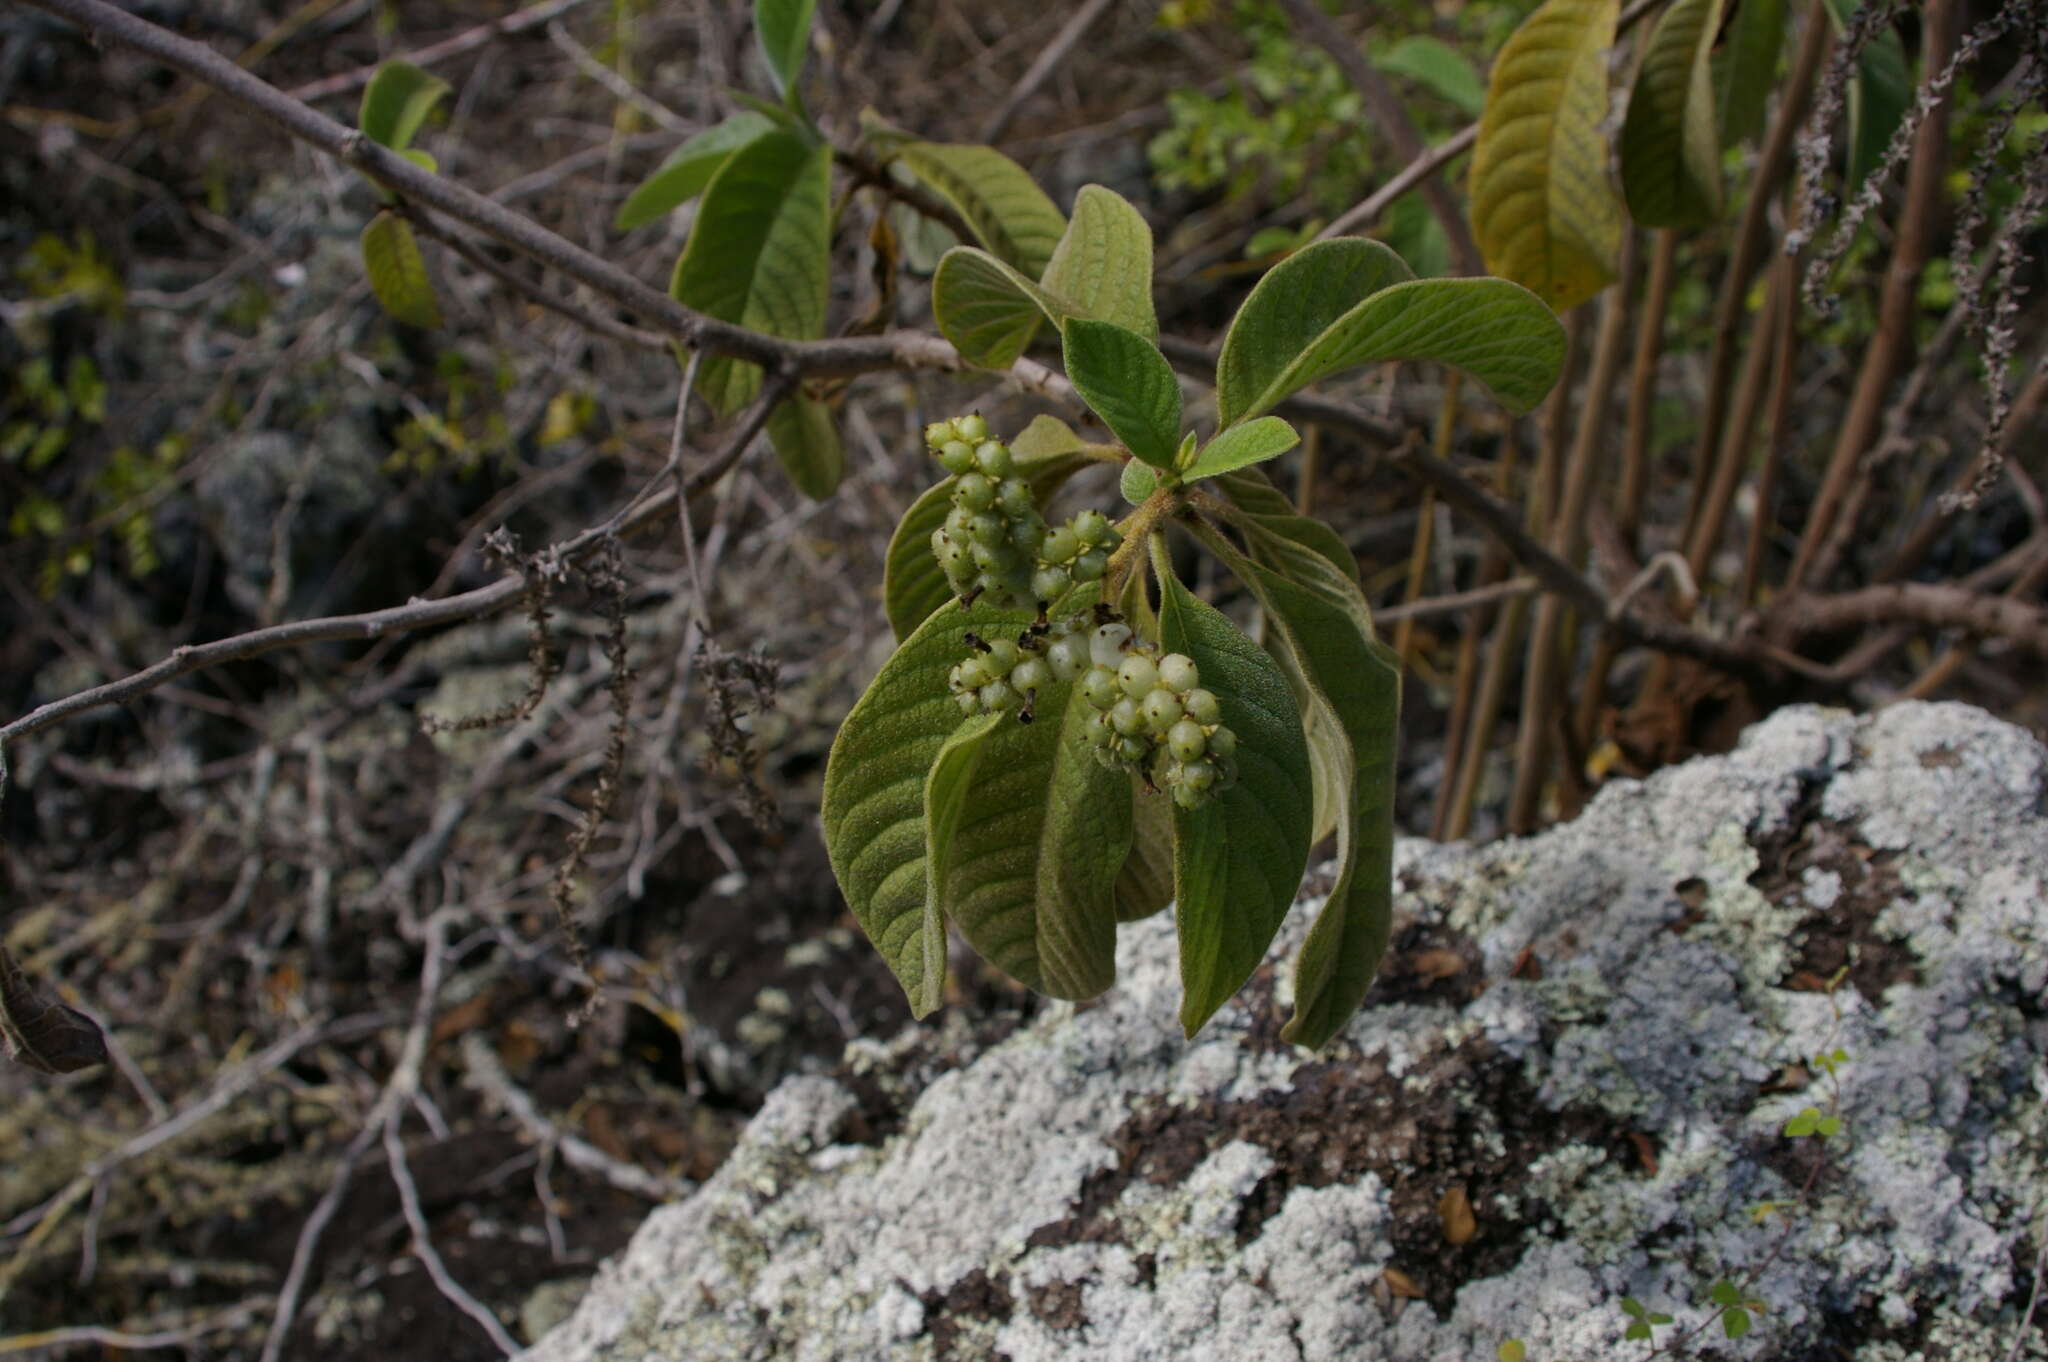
left=1383, top=1266, right=1426, bottom=1299
left=1410, top=948, right=1468, bottom=982
left=1437, top=1184, right=1477, bottom=1245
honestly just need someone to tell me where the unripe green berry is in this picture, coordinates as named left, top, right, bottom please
left=968, top=512, right=1007, bottom=548
left=955, top=413, right=989, bottom=442
left=974, top=441, right=1014, bottom=477
left=1180, top=759, right=1217, bottom=792
left=1085, top=711, right=1116, bottom=748
left=1040, top=526, right=1081, bottom=565
left=938, top=440, right=977, bottom=474
left=1206, top=726, right=1237, bottom=759
left=1173, top=782, right=1205, bottom=810
left=1073, top=509, right=1111, bottom=545
left=945, top=506, right=976, bottom=539
left=1081, top=666, right=1121, bottom=709
left=1010, top=658, right=1051, bottom=695
left=1089, top=623, right=1133, bottom=667
left=1071, top=549, right=1109, bottom=582
left=980, top=680, right=1018, bottom=713
left=1115, top=736, right=1149, bottom=765
left=1109, top=697, right=1144, bottom=736
left=1158, top=653, right=1200, bottom=694
left=1167, top=718, right=1207, bottom=762
left=997, top=477, right=1034, bottom=517
left=1032, top=565, right=1071, bottom=602
left=1142, top=689, right=1184, bottom=733
left=983, top=637, right=1020, bottom=673
left=955, top=473, right=995, bottom=511
left=1183, top=688, right=1222, bottom=725
left=1008, top=515, right=1045, bottom=550
left=1046, top=636, right=1088, bottom=681
left=1117, top=654, right=1159, bottom=698
left=925, top=419, right=958, bottom=449
left=954, top=657, right=993, bottom=692
left=955, top=691, right=981, bottom=716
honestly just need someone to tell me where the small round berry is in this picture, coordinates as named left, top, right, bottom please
left=1141, top=689, right=1183, bottom=732
left=1085, top=711, right=1116, bottom=748
left=1071, top=549, right=1109, bottom=582
left=1215, top=755, right=1239, bottom=786
left=1072, top=509, right=1111, bottom=545
left=968, top=512, right=1007, bottom=548
left=955, top=657, right=993, bottom=692
left=980, top=680, right=1018, bottom=713
left=1180, top=759, right=1217, bottom=792
left=1173, top=783, right=1205, bottom=810
left=1010, top=658, right=1051, bottom=695
left=1206, top=726, right=1237, bottom=759
left=1167, top=718, right=1207, bottom=762
left=1182, top=688, right=1222, bottom=725
left=1117, top=654, right=1159, bottom=698
left=1089, top=622, right=1133, bottom=668
left=1008, top=515, right=1045, bottom=550
left=955, top=691, right=981, bottom=716
left=937, top=440, right=977, bottom=475
left=974, top=441, right=1014, bottom=477
left=945, top=506, right=977, bottom=540
left=1046, top=635, right=1088, bottom=681
left=997, top=478, right=1034, bottom=517
left=982, top=637, right=1021, bottom=673
left=1115, top=736, right=1149, bottom=765
left=1040, top=525, right=1081, bottom=565
left=955, top=413, right=989, bottom=443
left=925, top=419, right=958, bottom=449
left=1109, top=697, right=1144, bottom=737
left=1158, top=653, right=1200, bottom=694
left=1032, top=565, right=1071, bottom=603
left=1081, top=666, right=1121, bottom=710
left=955, top=473, right=995, bottom=511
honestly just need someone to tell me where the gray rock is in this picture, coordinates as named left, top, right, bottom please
left=525, top=702, right=2048, bottom=1362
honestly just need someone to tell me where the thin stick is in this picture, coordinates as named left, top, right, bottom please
left=384, top=1119, right=523, bottom=1356
left=286, top=0, right=596, bottom=103
left=978, top=0, right=1120, bottom=144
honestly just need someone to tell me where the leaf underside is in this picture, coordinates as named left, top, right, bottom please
left=1039, top=185, right=1158, bottom=340
left=361, top=211, right=441, bottom=329
left=896, top=142, right=1067, bottom=278
left=1621, top=0, right=1728, bottom=228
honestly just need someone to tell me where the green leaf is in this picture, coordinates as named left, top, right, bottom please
left=1157, top=555, right=1313, bottom=1036
left=934, top=670, right=1133, bottom=999
left=1216, top=238, right=1412, bottom=427
left=1468, top=0, right=1623, bottom=310
left=359, top=61, right=450, bottom=152
left=360, top=211, right=441, bottom=329
left=1185, top=416, right=1299, bottom=483
left=1008, top=413, right=1086, bottom=462
left=754, top=0, right=818, bottom=100
left=1722, top=1307, right=1752, bottom=1339
left=1121, top=459, right=1159, bottom=505
left=1220, top=264, right=1567, bottom=423
left=1116, top=775, right=1176, bottom=922
left=1709, top=1280, right=1742, bottom=1307
left=1497, top=1342, right=1528, bottom=1362
left=1620, top=0, right=1728, bottom=228
left=1039, top=185, right=1158, bottom=340
left=913, top=714, right=1003, bottom=1014
left=896, top=142, right=1067, bottom=278
left=1214, top=467, right=1360, bottom=588
left=1714, top=0, right=1787, bottom=147
left=670, top=129, right=833, bottom=414
left=1820, top=0, right=1909, bottom=193
left=615, top=113, right=778, bottom=230
left=1062, top=320, right=1182, bottom=468
left=765, top=393, right=843, bottom=499
left=1378, top=35, right=1488, bottom=115
left=1784, top=1107, right=1822, bottom=1136
left=931, top=246, right=1075, bottom=370
left=823, top=599, right=1036, bottom=1013
left=398, top=148, right=438, bottom=175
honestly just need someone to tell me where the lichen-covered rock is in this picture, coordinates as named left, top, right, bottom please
left=525, top=703, right=2048, bottom=1362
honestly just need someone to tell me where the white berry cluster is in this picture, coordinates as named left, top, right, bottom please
left=947, top=614, right=1092, bottom=721
left=923, top=415, right=1121, bottom=611
left=1076, top=621, right=1239, bottom=809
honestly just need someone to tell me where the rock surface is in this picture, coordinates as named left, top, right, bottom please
left=526, top=703, right=2048, bottom=1362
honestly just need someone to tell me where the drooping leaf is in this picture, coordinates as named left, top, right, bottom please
left=911, top=714, right=1002, bottom=1014
left=1621, top=0, right=1728, bottom=227
left=1008, top=413, right=1086, bottom=462
left=1116, top=775, right=1176, bottom=922
left=359, top=61, right=450, bottom=152
left=1039, top=185, right=1158, bottom=340
left=1062, top=320, right=1182, bottom=468
left=1468, top=0, right=1623, bottom=310
left=765, top=392, right=843, bottom=499
left=361, top=211, right=441, bottom=329
left=1819, top=0, right=1910, bottom=193
left=934, top=669, right=1133, bottom=1000
left=0, top=943, right=107, bottom=1075
left=1223, top=551, right=1401, bottom=1051
left=615, top=112, right=778, bottom=230
left=1215, top=238, right=1413, bottom=427
left=754, top=0, right=818, bottom=100
left=670, top=129, right=833, bottom=414
left=931, top=246, right=1077, bottom=369
left=1377, top=34, right=1488, bottom=115
left=1157, top=552, right=1313, bottom=1036
left=1185, top=416, right=1299, bottom=483
left=1224, top=273, right=1567, bottom=423
left=896, top=142, right=1067, bottom=277
left=1714, top=0, right=1788, bottom=147
left=822, top=596, right=1038, bottom=1011
left=1214, top=467, right=1359, bottom=588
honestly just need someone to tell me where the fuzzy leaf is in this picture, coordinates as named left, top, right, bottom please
left=0, top=944, right=106, bottom=1075
left=1621, top=0, right=1728, bottom=227
left=896, top=142, right=1067, bottom=278
left=1214, top=467, right=1360, bottom=588
left=1378, top=35, right=1488, bottom=115
left=1819, top=0, right=1910, bottom=193
left=1116, top=775, right=1176, bottom=922
left=359, top=61, right=450, bottom=152
left=823, top=597, right=1038, bottom=1010
left=1063, top=320, right=1182, bottom=468
left=1714, top=0, right=1787, bottom=147
left=910, top=714, right=1001, bottom=1014
left=765, top=392, right=842, bottom=499
left=361, top=211, right=441, bottom=329
left=615, top=113, right=778, bottom=229
left=1039, top=185, right=1158, bottom=340
left=1121, top=459, right=1159, bottom=504
left=931, top=246, right=1077, bottom=370
left=1468, top=0, right=1623, bottom=309
left=670, top=129, right=832, bottom=414
left=1157, top=554, right=1313, bottom=1036
left=754, top=0, right=818, bottom=99
left=1185, top=416, right=1299, bottom=483
left=1216, top=238, right=1413, bottom=426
